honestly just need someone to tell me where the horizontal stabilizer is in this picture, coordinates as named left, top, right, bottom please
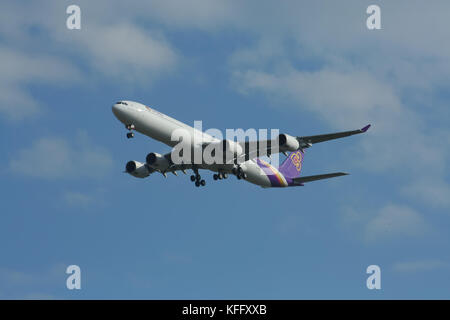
left=293, top=172, right=349, bottom=184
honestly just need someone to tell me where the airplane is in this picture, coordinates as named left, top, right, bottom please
left=112, top=100, right=370, bottom=188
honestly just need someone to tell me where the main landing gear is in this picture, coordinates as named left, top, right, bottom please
left=190, top=168, right=206, bottom=187
left=213, top=172, right=228, bottom=180
left=232, top=166, right=247, bottom=180
left=126, top=124, right=135, bottom=139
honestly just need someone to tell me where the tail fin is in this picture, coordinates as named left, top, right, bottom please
left=278, top=150, right=304, bottom=178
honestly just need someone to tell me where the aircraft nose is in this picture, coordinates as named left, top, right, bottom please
left=112, top=102, right=126, bottom=119
left=112, top=102, right=123, bottom=114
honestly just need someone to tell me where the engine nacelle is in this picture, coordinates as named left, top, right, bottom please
left=146, top=152, right=170, bottom=171
left=125, top=161, right=151, bottom=178
left=278, top=134, right=300, bottom=151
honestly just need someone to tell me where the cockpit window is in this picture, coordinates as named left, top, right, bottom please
left=116, top=101, right=128, bottom=105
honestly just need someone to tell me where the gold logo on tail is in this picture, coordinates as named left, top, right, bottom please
left=290, top=151, right=302, bottom=171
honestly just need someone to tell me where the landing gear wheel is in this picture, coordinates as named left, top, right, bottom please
left=213, top=174, right=218, bottom=180
left=218, top=173, right=223, bottom=180
left=195, top=181, right=200, bottom=187
left=126, top=132, right=134, bottom=139
left=222, top=173, right=228, bottom=179
left=242, top=173, right=248, bottom=179
left=237, top=175, right=241, bottom=180
left=190, top=175, right=196, bottom=182
left=200, top=179, right=206, bottom=186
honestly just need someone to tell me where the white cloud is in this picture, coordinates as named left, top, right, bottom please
left=0, top=1, right=180, bottom=120
left=133, top=0, right=239, bottom=30
left=402, top=179, right=450, bottom=209
left=10, top=131, right=113, bottom=179
left=233, top=67, right=402, bottom=129
left=0, top=268, right=36, bottom=286
left=340, top=203, right=431, bottom=244
left=63, top=188, right=107, bottom=209
left=392, top=260, right=450, bottom=273
left=0, top=264, right=65, bottom=299
left=57, top=23, right=178, bottom=83
left=364, top=204, right=429, bottom=243
left=63, top=191, right=96, bottom=207
left=0, top=85, right=39, bottom=120
left=0, top=47, right=81, bottom=120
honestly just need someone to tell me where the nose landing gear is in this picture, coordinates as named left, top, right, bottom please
left=126, top=124, right=135, bottom=139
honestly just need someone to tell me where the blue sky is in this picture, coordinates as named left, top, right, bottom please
left=1, top=0, right=449, bottom=299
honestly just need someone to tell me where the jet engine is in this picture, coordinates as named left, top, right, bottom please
left=278, top=134, right=300, bottom=151
left=146, top=152, right=170, bottom=171
left=125, top=161, right=151, bottom=178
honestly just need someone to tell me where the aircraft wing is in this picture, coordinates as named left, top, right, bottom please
left=236, top=124, right=371, bottom=162
left=162, top=162, right=194, bottom=176
left=292, top=172, right=349, bottom=184
left=297, top=124, right=371, bottom=145
left=236, top=139, right=278, bottom=162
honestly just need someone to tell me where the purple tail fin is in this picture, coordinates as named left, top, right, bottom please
left=278, top=150, right=304, bottom=178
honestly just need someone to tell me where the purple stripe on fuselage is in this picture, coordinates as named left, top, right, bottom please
left=255, top=158, right=283, bottom=187
left=255, top=159, right=300, bottom=187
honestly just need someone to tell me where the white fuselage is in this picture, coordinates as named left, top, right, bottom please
left=112, top=101, right=279, bottom=188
